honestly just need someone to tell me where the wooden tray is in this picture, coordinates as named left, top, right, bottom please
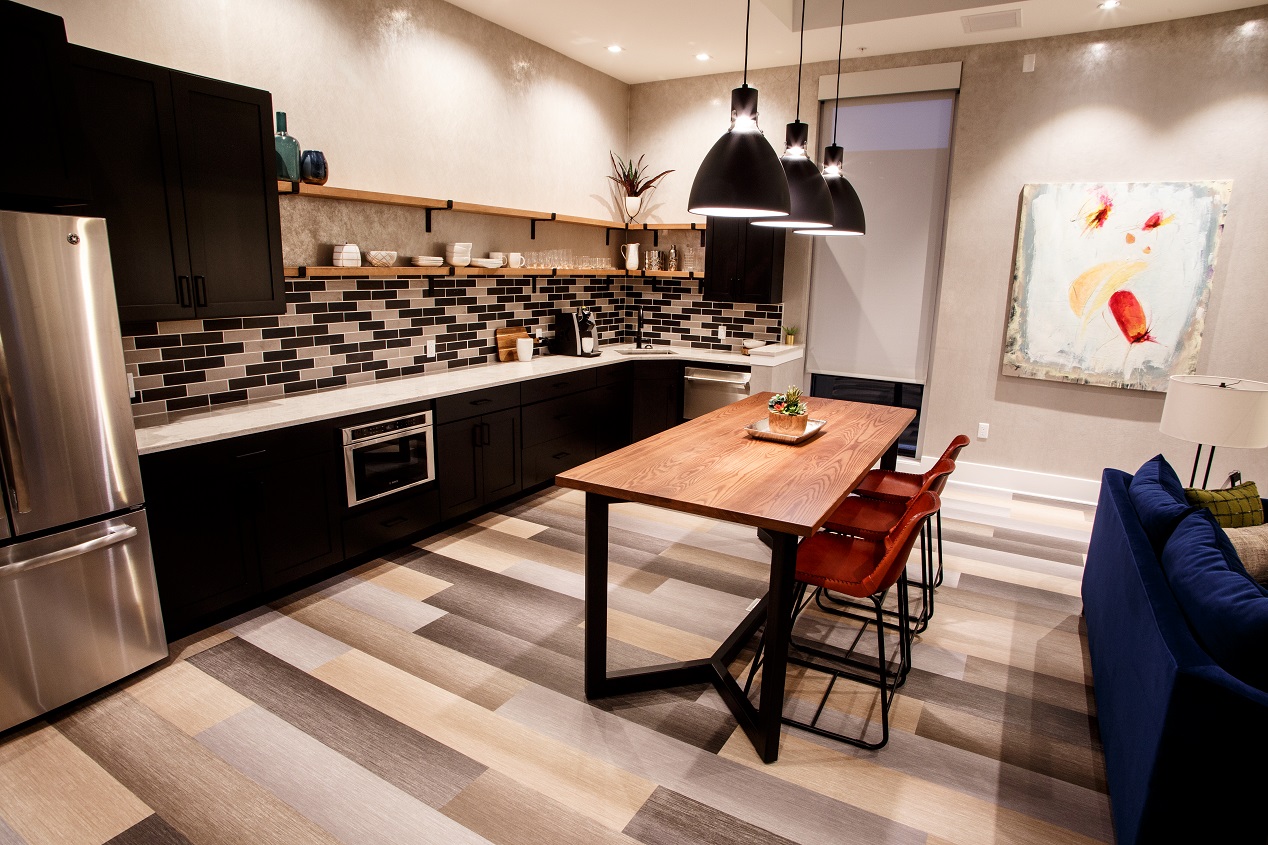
left=743, top=418, right=827, bottom=445
left=496, top=326, right=531, bottom=361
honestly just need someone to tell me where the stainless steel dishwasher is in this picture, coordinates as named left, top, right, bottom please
left=683, top=367, right=752, bottom=418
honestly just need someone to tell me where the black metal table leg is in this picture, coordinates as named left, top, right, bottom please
left=584, top=492, right=613, bottom=698
left=880, top=441, right=900, bottom=471
left=756, top=530, right=799, bottom=763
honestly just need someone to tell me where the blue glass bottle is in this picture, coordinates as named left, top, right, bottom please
left=274, top=111, right=300, bottom=183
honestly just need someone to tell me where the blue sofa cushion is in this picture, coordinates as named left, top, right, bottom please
left=1128, top=454, right=1192, bottom=554
left=1161, top=507, right=1268, bottom=691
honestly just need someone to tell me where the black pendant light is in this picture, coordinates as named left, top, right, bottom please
left=687, top=0, right=790, bottom=218
left=797, top=0, right=866, bottom=236
left=753, top=0, right=833, bottom=230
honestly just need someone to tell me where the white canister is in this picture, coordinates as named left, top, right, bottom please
left=516, top=336, right=534, bottom=361
left=332, top=243, right=361, bottom=267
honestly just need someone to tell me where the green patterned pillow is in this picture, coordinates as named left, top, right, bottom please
left=1184, top=482, right=1264, bottom=528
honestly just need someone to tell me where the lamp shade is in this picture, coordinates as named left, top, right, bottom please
left=1159, top=375, right=1268, bottom=448
left=688, top=86, right=790, bottom=219
left=753, top=122, right=832, bottom=229
left=796, top=144, right=865, bottom=236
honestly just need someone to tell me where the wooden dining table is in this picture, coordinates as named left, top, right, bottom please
left=555, top=392, right=916, bottom=763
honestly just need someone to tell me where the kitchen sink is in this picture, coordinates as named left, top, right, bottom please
left=615, top=348, right=676, bottom=355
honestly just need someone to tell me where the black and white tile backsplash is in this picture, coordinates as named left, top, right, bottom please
left=122, top=273, right=783, bottom=420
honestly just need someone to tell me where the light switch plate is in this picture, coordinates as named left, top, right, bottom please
left=425, top=339, right=437, bottom=357
left=977, top=422, right=990, bottom=439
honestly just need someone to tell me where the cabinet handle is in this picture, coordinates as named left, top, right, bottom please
left=470, top=398, right=493, bottom=406
left=235, top=449, right=268, bottom=460
left=380, top=516, right=407, bottom=528
left=177, top=275, right=192, bottom=308
left=552, top=381, right=570, bottom=388
left=482, top=422, right=492, bottom=446
left=194, top=275, right=208, bottom=307
left=471, top=423, right=482, bottom=449
left=552, top=451, right=570, bottom=460
left=553, top=413, right=573, bottom=422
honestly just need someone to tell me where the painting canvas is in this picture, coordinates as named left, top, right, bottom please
left=1002, top=180, right=1231, bottom=391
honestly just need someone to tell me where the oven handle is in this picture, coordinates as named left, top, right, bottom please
left=343, top=421, right=434, bottom=450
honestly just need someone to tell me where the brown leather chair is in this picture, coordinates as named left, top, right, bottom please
left=822, top=457, right=955, bottom=633
left=746, top=492, right=940, bottom=750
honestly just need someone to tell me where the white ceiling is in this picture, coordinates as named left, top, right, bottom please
left=442, top=0, right=1264, bottom=84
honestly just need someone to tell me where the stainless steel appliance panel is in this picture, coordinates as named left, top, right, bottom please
left=0, top=211, right=143, bottom=537
left=0, top=509, right=166, bottom=731
left=343, top=410, right=436, bottom=507
left=683, top=367, right=752, bottom=419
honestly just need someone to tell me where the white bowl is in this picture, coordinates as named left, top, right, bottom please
left=365, top=250, right=397, bottom=267
left=446, top=256, right=471, bottom=267
left=743, top=339, right=766, bottom=349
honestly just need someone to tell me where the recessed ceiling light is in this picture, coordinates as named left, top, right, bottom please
left=1098, top=1, right=1120, bottom=9
left=607, top=44, right=622, bottom=53
left=696, top=53, right=710, bottom=61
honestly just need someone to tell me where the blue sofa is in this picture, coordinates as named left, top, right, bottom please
left=1083, top=461, right=1268, bottom=845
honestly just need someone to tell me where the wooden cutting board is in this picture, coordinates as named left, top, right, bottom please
left=496, top=326, right=531, bottom=361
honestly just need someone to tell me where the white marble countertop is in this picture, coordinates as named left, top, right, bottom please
left=134, top=343, right=805, bottom=455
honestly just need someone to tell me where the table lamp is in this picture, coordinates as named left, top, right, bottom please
left=1159, top=375, right=1268, bottom=487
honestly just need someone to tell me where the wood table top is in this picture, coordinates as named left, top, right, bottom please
left=555, top=393, right=915, bottom=536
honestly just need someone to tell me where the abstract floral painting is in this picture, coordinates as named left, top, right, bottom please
left=1002, top=181, right=1232, bottom=391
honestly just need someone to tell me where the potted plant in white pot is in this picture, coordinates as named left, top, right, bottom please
left=608, top=153, right=673, bottom=224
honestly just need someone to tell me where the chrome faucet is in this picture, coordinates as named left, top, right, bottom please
left=636, top=307, right=649, bottom=349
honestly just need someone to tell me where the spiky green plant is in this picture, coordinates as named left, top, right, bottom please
left=608, top=153, right=674, bottom=198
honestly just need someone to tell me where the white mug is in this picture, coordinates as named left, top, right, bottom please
left=489, top=251, right=506, bottom=266
left=507, top=252, right=526, bottom=268
left=581, top=337, right=595, bottom=354
left=516, top=336, right=533, bottom=361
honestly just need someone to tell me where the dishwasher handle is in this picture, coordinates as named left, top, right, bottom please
left=683, top=368, right=751, bottom=387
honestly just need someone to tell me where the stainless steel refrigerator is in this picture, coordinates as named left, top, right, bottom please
left=0, top=209, right=166, bottom=732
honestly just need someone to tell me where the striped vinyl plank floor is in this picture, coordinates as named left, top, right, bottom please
left=0, top=483, right=1111, bottom=844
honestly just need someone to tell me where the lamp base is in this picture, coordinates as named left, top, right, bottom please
left=1189, top=443, right=1217, bottom=488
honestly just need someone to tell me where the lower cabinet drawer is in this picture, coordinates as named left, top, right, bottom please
left=523, top=433, right=595, bottom=488
left=342, top=486, right=440, bottom=559
left=522, top=393, right=589, bottom=447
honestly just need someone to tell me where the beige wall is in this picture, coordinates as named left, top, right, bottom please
left=31, top=0, right=630, bottom=220
left=632, top=7, right=1268, bottom=490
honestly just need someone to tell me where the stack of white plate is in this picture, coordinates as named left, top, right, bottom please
left=445, top=242, right=472, bottom=267
left=411, top=256, right=443, bottom=267
left=469, top=258, right=503, bottom=269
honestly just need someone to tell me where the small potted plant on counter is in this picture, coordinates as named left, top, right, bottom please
left=768, top=385, right=808, bottom=436
left=609, top=153, right=673, bottom=224
left=782, top=325, right=799, bottom=346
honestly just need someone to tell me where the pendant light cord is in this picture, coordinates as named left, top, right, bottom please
left=743, top=0, right=752, bottom=86
left=832, top=0, right=844, bottom=144
left=794, top=0, right=806, bottom=120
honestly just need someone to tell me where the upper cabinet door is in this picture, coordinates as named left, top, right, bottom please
left=703, top=217, right=785, bottom=305
left=170, top=72, right=285, bottom=319
left=69, top=47, right=193, bottom=322
left=0, top=1, right=88, bottom=209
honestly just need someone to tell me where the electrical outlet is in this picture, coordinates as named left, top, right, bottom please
left=1022, top=53, right=1036, bottom=72
left=127, top=372, right=135, bottom=399
left=717, top=326, right=726, bottom=340
left=977, top=422, right=990, bottom=439
left=425, top=339, right=437, bottom=358
left=534, top=328, right=543, bottom=340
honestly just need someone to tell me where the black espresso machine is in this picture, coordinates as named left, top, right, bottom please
left=550, top=306, right=600, bottom=356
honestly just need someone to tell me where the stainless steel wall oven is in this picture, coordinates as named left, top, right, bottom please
left=342, top=410, right=435, bottom=507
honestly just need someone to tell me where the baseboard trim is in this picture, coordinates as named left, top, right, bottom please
left=895, top=456, right=1100, bottom=506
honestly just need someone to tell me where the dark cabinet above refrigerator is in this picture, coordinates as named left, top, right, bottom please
left=0, top=1, right=89, bottom=210
left=68, top=46, right=285, bottom=323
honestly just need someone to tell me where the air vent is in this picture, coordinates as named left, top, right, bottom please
left=961, top=9, right=1022, bottom=33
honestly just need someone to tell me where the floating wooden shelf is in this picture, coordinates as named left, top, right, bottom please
left=277, top=181, right=704, bottom=237
left=284, top=265, right=696, bottom=281
left=284, top=265, right=450, bottom=278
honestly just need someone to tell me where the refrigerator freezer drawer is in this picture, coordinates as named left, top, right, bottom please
left=0, top=510, right=167, bottom=731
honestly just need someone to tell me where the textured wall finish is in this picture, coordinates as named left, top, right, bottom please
left=631, top=6, right=1268, bottom=488
left=30, top=0, right=631, bottom=220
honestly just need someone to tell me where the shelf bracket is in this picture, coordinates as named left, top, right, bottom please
left=280, top=180, right=300, bottom=195
left=529, top=213, right=557, bottom=240
left=605, top=226, right=627, bottom=246
left=424, top=200, right=453, bottom=233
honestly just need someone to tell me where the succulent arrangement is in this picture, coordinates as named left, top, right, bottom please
left=768, top=385, right=807, bottom=416
left=608, top=153, right=674, bottom=198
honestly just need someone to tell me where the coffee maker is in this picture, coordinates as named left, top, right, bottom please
left=550, top=306, right=600, bottom=357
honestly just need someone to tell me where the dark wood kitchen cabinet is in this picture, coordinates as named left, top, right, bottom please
left=435, top=385, right=522, bottom=521
left=631, top=360, right=683, bottom=441
left=68, top=46, right=285, bottom=323
left=703, top=216, right=786, bottom=304
left=141, top=422, right=342, bottom=639
left=0, top=1, right=88, bottom=210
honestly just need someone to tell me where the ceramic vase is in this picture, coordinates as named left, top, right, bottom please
left=300, top=150, right=328, bottom=185
left=768, top=412, right=808, bottom=436
left=624, top=195, right=642, bottom=221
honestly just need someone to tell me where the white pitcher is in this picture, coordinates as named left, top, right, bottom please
left=620, top=242, right=639, bottom=271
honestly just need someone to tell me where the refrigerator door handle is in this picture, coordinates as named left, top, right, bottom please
left=0, top=525, right=138, bottom=579
left=0, top=343, right=31, bottom=514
